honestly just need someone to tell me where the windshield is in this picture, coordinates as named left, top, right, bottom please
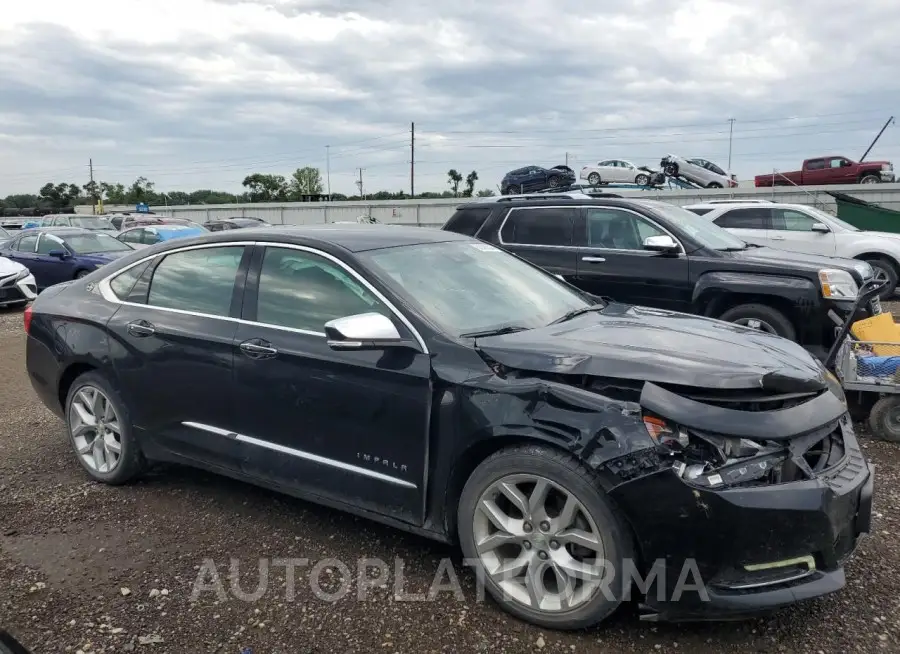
left=635, top=200, right=748, bottom=250
left=804, top=206, right=859, bottom=232
left=66, top=233, right=133, bottom=254
left=0, top=226, right=8, bottom=237
left=362, top=240, right=591, bottom=337
left=71, top=216, right=115, bottom=230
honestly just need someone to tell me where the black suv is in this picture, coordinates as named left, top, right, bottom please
left=443, top=194, right=878, bottom=358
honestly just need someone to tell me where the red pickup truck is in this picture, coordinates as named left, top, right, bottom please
left=755, top=155, right=895, bottom=187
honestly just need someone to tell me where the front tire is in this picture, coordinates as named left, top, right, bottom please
left=862, top=257, right=898, bottom=298
left=634, top=174, right=650, bottom=186
left=663, top=163, right=678, bottom=176
left=860, top=174, right=881, bottom=184
left=457, top=444, right=632, bottom=630
left=707, top=182, right=723, bottom=188
left=718, top=303, right=797, bottom=341
left=65, top=371, right=147, bottom=485
left=587, top=173, right=601, bottom=186
left=506, top=184, right=521, bottom=195
left=548, top=176, right=561, bottom=188
left=75, top=269, right=90, bottom=279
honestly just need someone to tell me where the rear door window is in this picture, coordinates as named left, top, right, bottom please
left=712, top=208, right=771, bottom=230
left=499, top=207, right=576, bottom=246
left=147, top=246, right=245, bottom=317
left=16, top=234, right=38, bottom=252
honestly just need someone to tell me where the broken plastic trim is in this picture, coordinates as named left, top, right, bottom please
left=640, top=382, right=845, bottom=441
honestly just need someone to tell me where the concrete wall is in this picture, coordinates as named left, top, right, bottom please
left=80, top=182, right=900, bottom=228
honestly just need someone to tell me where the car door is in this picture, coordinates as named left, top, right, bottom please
left=769, top=207, right=837, bottom=255
left=34, top=232, right=73, bottom=287
left=802, top=158, right=830, bottom=185
left=6, top=233, right=41, bottom=283
left=610, top=160, right=633, bottom=183
left=230, top=243, right=431, bottom=524
left=493, top=206, right=579, bottom=281
left=573, top=207, right=692, bottom=311
left=104, top=244, right=251, bottom=470
left=710, top=207, right=773, bottom=246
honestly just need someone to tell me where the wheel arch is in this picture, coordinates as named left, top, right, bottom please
left=853, top=252, right=900, bottom=274
left=57, top=361, right=99, bottom=411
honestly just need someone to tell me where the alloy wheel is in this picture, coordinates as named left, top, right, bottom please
left=732, top=317, right=778, bottom=334
left=472, top=474, right=606, bottom=613
left=68, top=385, right=123, bottom=473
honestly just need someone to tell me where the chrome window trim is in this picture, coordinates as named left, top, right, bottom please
left=582, top=206, right=686, bottom=255
left=183, top=422, right=416, bottom=489
left=96, top=239, right=430, bottom=354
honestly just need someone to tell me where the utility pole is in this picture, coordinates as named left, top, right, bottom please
left=726, top=118, right=735, bottom=171
left=410, top=122, right=415, bottom=198
left=860, top=116, right=895, bottom=162
left=356, top=168, right=365, bottom=200
left=89, top=158, right=95, bottom=214
left=565, top=152, right=569, bottom=168
left=325, top=145, right=331, bottom=198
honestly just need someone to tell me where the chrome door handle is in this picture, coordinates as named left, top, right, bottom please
left=126, top=320, right=155, bottom=337
left=240, top=341, right=278, bottom=356
left=581, top=256, right=606, bottom=263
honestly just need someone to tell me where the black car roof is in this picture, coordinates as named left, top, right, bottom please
left=176, top=224, right=471, bottom=253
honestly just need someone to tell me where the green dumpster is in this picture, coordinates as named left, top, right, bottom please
left=828, top=191, right=900, bottom=233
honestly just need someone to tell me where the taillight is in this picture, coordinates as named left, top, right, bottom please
left=23, top=305, right=32, bottom=334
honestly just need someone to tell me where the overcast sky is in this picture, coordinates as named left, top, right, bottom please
left=1, top=0, right=898, bottom=198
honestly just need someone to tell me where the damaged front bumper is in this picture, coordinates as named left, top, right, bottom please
left=609, top=382, right=875, bottom=621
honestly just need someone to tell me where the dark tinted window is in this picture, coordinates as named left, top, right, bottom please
left=141, top=230, right=162, bottom=245
left=685, top=208, right=713, bottom=215
left=499, top=207, right=576, bottom=246
left=148, top=246, right=244, bottom=316
left=255, top=247, right=389, bottom=333
left=713, top=208, right=771, bottom=229
left=585, top=208, right=666, bottom=250
left=444, top=208, right=492, bottom=236
left=16, top=234, right=38, bottom=252
left=118, top=229, right=142, bottom=244
left=110, top=260, right=152, bottom=300
left=806, top=159, right=826, bottom=170
left=67, top=233, right=132, bottom=253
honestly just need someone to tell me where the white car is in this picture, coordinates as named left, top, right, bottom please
left=686, top=201, right=900, bottom=298
left=660, top=155, right=737, bottom=188
left=579, top=159, right=652, bottom=186
left=0, top=256, right=37, bottom=308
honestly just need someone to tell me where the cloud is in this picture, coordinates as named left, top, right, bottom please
left=1, top=0, right=898, bottom=197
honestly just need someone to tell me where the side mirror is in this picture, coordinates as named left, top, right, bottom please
left=324, top=312, right=412, bottom=351
left=642, top=235, right=680, bottom=253
left=811, top=222, right=831, bottom=233
left=47, top=249, right=68, bottom=259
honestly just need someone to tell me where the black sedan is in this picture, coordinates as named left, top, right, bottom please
left=24, top=225, right=873, bottom=629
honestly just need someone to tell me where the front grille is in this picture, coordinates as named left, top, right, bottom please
left=660, top=384, right=822, bottom=412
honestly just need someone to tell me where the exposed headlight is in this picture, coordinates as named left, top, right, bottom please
left=853, top=261, right=874, bottom=280
left=818, top=268, right=858, bottom=299
left=15, top=268, right=29, bottom=281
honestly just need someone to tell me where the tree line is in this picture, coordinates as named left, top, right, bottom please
left=1, top=166, right=496, bottom=216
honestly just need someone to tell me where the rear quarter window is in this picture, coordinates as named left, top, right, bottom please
left=499, top=207, right=576, bottom=246
left=444, top=208, right=493, bottom=236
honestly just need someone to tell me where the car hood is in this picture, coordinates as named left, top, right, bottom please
left=0, top=256, right=26, bottom=276
left=727, top=245, right=867, bottom=279
left=476, top=303, right=827, bottom=391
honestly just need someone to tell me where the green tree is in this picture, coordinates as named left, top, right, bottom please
left=1, top=194, right=39, bottom=209
left=126, top=176, right=156, bottom=204
left=447, top=169, right=463, bottom=196
left=38, top=182, right=81, bottom=209
left=100, top=182, right=127, bottom=204
left=242, top=173, right=288, bottom=202
left=464, top=171, right=478, bottom=197
left=289, top=167, right=324, bottom=198
left=476, top=188, right=496, bottom=197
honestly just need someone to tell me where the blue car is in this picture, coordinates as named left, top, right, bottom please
left=115, top=223, right=208, bottom=249
left=500, top=165, right=577, bottom=195
left=0, top=227, right=134, bottom=290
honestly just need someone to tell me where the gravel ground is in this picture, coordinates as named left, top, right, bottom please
left=1, top=306, right=899, bottom=654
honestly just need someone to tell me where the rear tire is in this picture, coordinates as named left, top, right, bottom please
left=548, top=176, right=561, bottom=188
left=868, top=396, right=900, bottom=443
left=718, top=303, right=797, bottom=341
left=506, top=184, right=521, bottom=195
left=457, top=444, right=633, bottom=630
left=65, top=371, right=148, bottom=485
left=75, top=269, right=90, bottom=279
left=663, top=163, right=678, bottom=176
left=862, top=257, right=898, bottom=298
left=707, top=182, right=723, bottom=188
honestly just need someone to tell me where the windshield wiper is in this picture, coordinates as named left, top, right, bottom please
left=549, top=304, right=607, bottom=325
left=718, top=245, right=748, bottom=251
left=460, top=325, right=530, bottom=339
